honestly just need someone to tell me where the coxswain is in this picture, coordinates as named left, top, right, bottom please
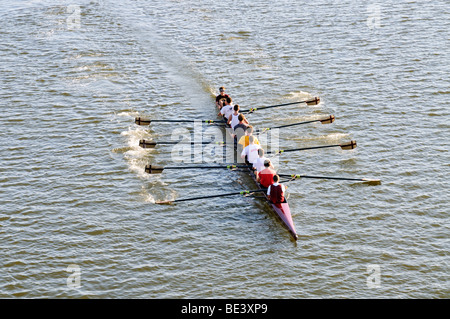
left=256, top=159, right=277, bottom=188
left=216, top=86, right=230, bottom=110
left=240, top=135, right=261, bottom=165
left=218, top=96, right=234, bottom=121
left=267, top=175, right=285, bottom=204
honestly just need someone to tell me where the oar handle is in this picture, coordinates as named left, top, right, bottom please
left=280, top=174, right=365, bottom=181
left=240, top=97, right=320, bottom=113
left=139, top=139, right=226, bottom=148
left=255, top=120, right=319, bottom=133
left=278, top=174, right=381, bottom=184
left=145, top=164, right=250, bottom=174
left=148, top=141, right=226, bottom=145
left=135, top=117, right=226, bottom=125
left=254, top=115, right=335, bottom=134
left=267, top=144, right=340, bottom=154
left=152, top=119, right=225, bottom=123
left=156, top=189, right=266, bottom=204
left=266, top=141, right=356, bottom=154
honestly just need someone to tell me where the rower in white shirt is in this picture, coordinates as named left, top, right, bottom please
left=218, top=97, right=234, bottom=121
left=253, top=148, right=273, bottom=174
left=240, top=135, right=261, bottom=165
left=228, top=104, right=248, bottom=129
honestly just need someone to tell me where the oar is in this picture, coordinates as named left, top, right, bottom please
left=139, top=139, right=226, bottom=149
left=266, top=140, right=357, bottom=154
left=145, top=164, right=248, bottom=174
left=135, top=117, right=226, bottom=126
left=278, top=174, right=381, bottom=185
left=156, top=189, right=266, bottom=204
left=255, top=115, right=335, bottom=133
left=240, top=96, right=320, bottom=114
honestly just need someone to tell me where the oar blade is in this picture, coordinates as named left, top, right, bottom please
left=155, top=200, right=174, bottom=205
left=340, top=140, right=357, bottom=150
left=139, top=139, right=157, bottom=149
left=135, top=117, right=151, bottom=126
left=305, top=97, right=321, bottom=105
left=320, top=115, right=335, bottom=124
left=145, top=164, right=164, bottom=174
left=362, top=178, right=382, bottom=185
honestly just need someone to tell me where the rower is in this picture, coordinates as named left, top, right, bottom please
left=232, top=113, right=249, bottom=147
left=218, top=96, right=234, bottom=121
left=267, top=175, right=286, bottom=204
left=256, top=159, right=277, bottom=188
left=240, top=135, right=261, bottom=165
left=216, top=86, right=230, bottom=110
left=227, top=104, right=244, bottom=129
left=253, top=148, right=272, bottom=174
left=237, top=125, right=260, bottom=149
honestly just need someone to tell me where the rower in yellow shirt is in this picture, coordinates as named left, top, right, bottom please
left=237, top=125, right=260, bottom=149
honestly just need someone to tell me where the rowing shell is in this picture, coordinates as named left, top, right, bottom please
left=220, top=113, right=299, bottom=241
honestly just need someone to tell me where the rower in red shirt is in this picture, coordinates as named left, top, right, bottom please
left=267, top=175, right=286, bottom=204
left=256, top=159, right=276, bottom=188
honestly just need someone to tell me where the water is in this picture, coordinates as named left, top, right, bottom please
left=0, top=0, right=448, bottom=298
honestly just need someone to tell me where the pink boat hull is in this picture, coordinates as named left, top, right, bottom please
left=270, top=202, right=298, bottom=241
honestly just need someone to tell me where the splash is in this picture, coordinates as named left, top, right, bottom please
left=284, top=91, right=314, bottom=100
left=119, top=121, right=155, bottom=179
left=116, top=111, right=140, bottom=118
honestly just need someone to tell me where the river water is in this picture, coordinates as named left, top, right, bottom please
left=0, top=0, right=448, bottom=298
